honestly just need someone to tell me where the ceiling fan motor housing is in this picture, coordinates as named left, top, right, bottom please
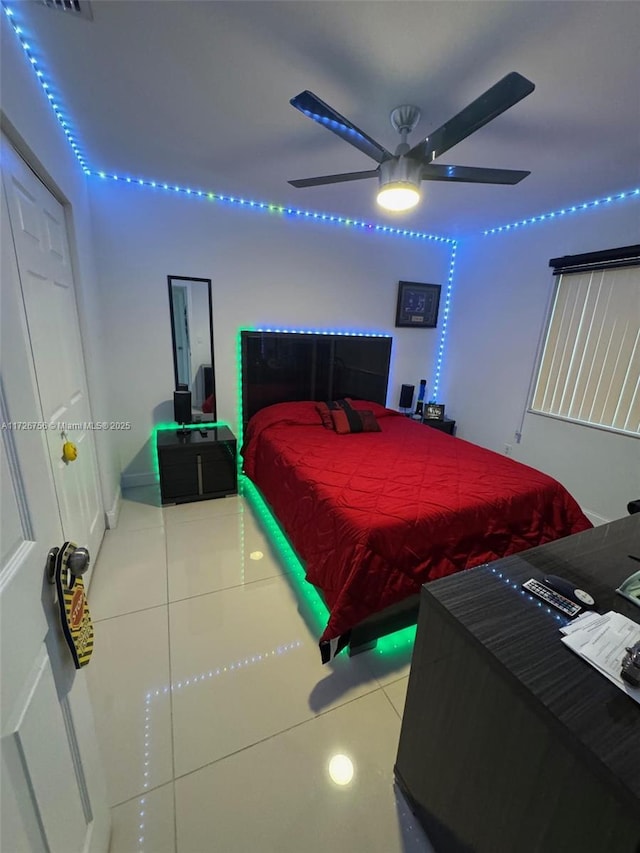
left=378, top=156, right=423, bottom=190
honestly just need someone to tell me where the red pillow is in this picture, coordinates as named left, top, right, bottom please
left=316, top=403, right=334, bottom=430
left=319, top=399, right=381, bottom=434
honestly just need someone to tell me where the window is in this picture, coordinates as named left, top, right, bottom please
left=531, top=245, right=640, bottom=436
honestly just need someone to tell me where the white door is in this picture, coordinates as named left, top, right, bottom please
left=2, top=141, right=104, bottom=573
left=1, top=142, right=110, bottom=851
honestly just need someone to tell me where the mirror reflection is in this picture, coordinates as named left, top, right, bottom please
left=167, top=275, right=216, bottom=420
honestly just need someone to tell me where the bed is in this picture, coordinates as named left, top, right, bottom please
left=241, top=398, right=592, bottom=662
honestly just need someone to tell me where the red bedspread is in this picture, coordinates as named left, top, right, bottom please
left=241, top=401, right=591, bottom=647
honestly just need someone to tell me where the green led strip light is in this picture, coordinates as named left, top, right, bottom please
left=240, top=475, right=416, bottom=659
left=240, top=476, right=327, bottom=635
left=236, top=327, right=254, bottom=450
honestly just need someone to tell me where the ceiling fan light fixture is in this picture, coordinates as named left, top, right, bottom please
left=377, top=180, right=421, bottom=212
left=376, top=156, right=423, bottom=212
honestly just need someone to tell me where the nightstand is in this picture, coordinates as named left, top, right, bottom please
left=156, top=426, right=237, bottom=505
left=422, top=417, right=456, bottom=435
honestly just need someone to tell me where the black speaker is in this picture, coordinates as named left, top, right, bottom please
left=399, top=384, right=414, bottom=410
left=173, top=389, right=192, bottom=425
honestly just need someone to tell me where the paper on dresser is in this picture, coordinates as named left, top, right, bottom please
left=559, top=610, right=606, bottom=636
left=561, top=611, right=640, bottom=704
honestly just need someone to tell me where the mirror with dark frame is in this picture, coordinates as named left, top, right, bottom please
left=167, top=275, right=216, bottom=422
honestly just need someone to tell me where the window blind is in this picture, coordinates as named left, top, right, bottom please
left=531, top=264, right=640, bottom=435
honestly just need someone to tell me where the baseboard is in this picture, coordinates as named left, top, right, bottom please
left=582, top=508, right=611, bottom=527
left=105, top=486, right=122, bottom=529
left=120, top=471, right=158, bottom=489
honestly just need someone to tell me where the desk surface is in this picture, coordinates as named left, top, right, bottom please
left=424, top=514, right=640, bottom=807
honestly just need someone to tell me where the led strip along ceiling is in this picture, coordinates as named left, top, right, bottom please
left=88, top=169, right=454, bottom=243
left=483, top=189, right=640, bottom=235
left=4, top=3, right=638, bottom=240
left=2, top=4, right=451, bottom=244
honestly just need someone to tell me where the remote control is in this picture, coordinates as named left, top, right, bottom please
left=522, top=578, right=582, bottom=617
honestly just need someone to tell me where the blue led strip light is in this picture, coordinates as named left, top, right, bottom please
left=6, top=4, right=637, bottom=247
left=3, top=4, right=452, bottom=244
left=88, top=170, right=452, bottom=242
left=137, top=639, right=302, bottom=848
left=487, top=565, right=570, bottom=626
left=256, top=327, right=391, bottom=338
left=432, top=241, right=457, bottom=400
left=3, top=4, right=89, bottom=171
left=483, top=189, right=640, bottom=235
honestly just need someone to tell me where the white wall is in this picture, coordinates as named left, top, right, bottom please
left=440, top=201, right=640, bottom=524
left=88, top=181, right=452, bottom=485
left=1, top=17, right=120, bottom=519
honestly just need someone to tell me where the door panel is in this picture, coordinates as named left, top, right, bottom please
left=3, top=143, right=104, bottom=569
left=8, top=652, right=88, bottom=852
left=1, top=136, right=110, bottom=853
left=0, top=416, right=26, bottom=567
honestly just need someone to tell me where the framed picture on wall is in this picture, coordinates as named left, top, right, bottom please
left=395, top=281, right=441, bottom=328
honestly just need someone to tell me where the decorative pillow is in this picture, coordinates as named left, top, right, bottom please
left=316, top=402, right=334, bottom=430
left=322, top=399, right=381, bottom=434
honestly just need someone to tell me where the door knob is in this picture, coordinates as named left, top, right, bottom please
left=46, top=543, right=90, bottom=588
left=68, top=547, right=90, bottom=578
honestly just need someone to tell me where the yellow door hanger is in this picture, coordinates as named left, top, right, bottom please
left=53, top=542, right=94, bottom=669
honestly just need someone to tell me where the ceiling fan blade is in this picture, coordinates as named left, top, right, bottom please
left=289, top=170, right=379, bottom=188
left=409, top=72, right=535, bottom=164
left=421, top=164, right=530, bottom=184
left=290, top=91, right=392, bottom=164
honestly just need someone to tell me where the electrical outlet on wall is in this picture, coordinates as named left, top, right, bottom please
left=504, top=444, right=512, bottom=456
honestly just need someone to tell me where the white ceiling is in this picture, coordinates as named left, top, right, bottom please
left=12, top=0, right=640, bottom=236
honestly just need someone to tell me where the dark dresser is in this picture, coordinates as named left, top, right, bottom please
left=395, top=514, right=640, bottom=853
left=156, top=426, right=237, bottom=505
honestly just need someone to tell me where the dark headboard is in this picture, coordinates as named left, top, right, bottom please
left=241, top=331, right=392, bottom=430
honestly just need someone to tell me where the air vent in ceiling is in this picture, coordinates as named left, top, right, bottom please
left=39, top=0, right=93, bottom=21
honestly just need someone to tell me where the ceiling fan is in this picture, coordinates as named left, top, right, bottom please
left=289, top=72, right=535, bottom=211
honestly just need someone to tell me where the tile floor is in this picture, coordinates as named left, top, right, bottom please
left=87, top=484, right=435, bottom=853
